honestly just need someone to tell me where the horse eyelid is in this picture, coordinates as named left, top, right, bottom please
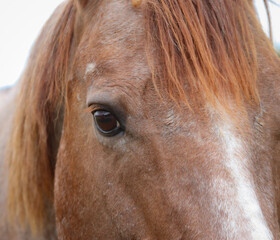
left=84, top=105, right=99, bottom=113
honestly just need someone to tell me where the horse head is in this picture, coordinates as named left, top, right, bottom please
left=6, top=0, right=280, bottom=239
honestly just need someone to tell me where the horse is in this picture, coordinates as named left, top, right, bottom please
left=0, top=0, right=280, bottom=239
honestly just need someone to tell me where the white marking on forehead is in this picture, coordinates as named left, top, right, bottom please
left=85, top=62, right=96, bottom=76
left=219, top=122, right=272, bottom=240
left=165, top=109, right=180, bottom=127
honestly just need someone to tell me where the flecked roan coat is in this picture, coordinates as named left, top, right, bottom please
left=1, top=0, right=280, bottom=239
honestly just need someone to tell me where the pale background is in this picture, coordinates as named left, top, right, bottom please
left=0, top=0, right=279, bottom=88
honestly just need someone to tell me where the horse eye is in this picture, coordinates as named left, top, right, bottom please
left=92, top=110, right=122, bottom=136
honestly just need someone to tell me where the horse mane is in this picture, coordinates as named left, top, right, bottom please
left=6, top=0, right=275, bottom=237
left=7, top=0, right=75, bottom=235
left=144, top=0, right=271, bottom=113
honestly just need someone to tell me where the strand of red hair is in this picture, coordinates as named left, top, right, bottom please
left=144, top=0, right=262, bottom=118
left=7, top=0, right=75, bottom=236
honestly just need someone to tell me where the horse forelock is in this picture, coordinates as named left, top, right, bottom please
left=144, top=0, right=265, bottom=116
left=7, top=0, right=76, bottom=236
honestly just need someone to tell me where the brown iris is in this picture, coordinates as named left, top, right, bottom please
left=93, top=110, right=121, bottom=136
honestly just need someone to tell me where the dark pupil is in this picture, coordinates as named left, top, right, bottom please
left=94, top=110, right=118, bottom=132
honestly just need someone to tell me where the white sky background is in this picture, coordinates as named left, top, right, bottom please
left=0, top=0, right=279, bottom=88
